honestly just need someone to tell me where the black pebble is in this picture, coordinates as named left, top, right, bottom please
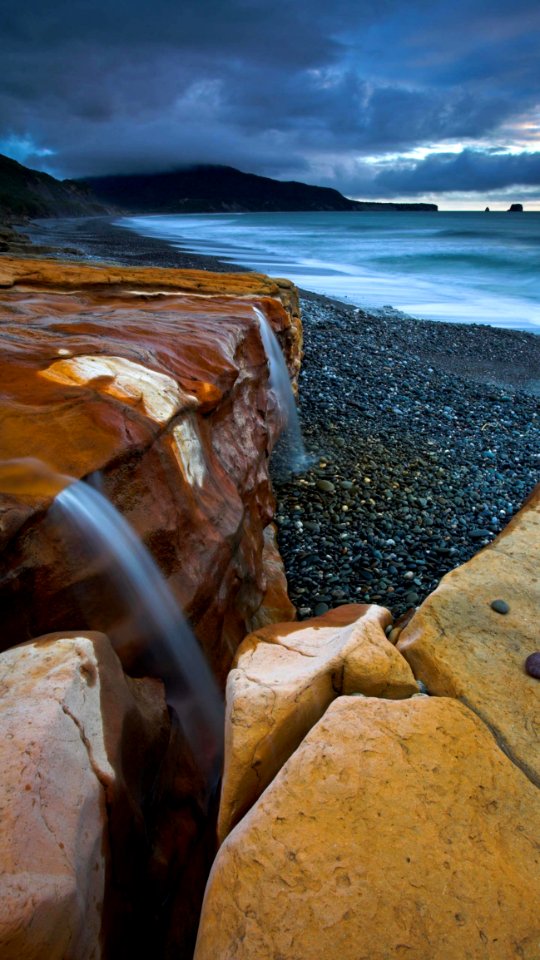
left=525, top=652, right=540, bottom=679
left=490, top=599, right=510, bottom=614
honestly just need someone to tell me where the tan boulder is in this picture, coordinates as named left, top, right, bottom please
left=218, top=604, right=417, bottom=840
left=196, top=695, right=540, bottom=960
left=398, top=484, right=540, bottom=786
left=0, top=631, right=169, bottom=960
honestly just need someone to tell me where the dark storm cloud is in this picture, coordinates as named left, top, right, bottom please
left=367, top=149, right=540, bottom=195
left=1, top=0, right=539, bottom=194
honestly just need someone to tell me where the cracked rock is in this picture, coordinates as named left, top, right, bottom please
left=217, top=603, right=417, bottom=841
left=196, top=696, right=540, bottom=960
left=398, top=484, right=540, bottom=787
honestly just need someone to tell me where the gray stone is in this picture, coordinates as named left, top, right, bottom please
left=490, top=599, right=510, bottom=615
left=525, top=652, right=540, bottom=679
left=316, top=479, right=336, bottom=494
left=314, top=602, right=330, bottom=616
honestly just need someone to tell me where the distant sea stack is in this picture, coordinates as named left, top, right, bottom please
left=484, top=206, right=490, bottom=212
left=80, top=164, right=439, bottom=215
left=507, top=203, right=524, bottom=212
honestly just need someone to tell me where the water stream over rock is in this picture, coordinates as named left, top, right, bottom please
left=253, top=306, right=311, bottom=475
left=0, top=457, right=224, bottom=784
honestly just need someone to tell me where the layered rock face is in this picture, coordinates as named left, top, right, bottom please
left=0, top=256, right=300, bottom=683
left=0, top=631, right=170, bottom=960
left=0, top=255, right=305, bottom=958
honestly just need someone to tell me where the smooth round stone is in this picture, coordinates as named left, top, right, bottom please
left=404, top=591, right=419, bottom=605
left=490, top=599, right=510, bottom=615
left=314, top=602, right=330, bottom=616
left=316, top=479, right=336, bottom=494
left=524, top=652, right=540, bottom=679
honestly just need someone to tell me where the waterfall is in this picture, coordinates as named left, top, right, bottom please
left=0, top=458, right=224, bottom=784
left=253, top=306, right=310, bottom=475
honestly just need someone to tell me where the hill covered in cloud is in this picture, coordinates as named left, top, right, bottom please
left=80, top=165, right=437, bottom=213
left=0, top=154, right=436, bottom=220
left=2, top=0, right=538, bottom=206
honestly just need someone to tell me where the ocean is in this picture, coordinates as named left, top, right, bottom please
left=119, top=211, right=540, bottom=334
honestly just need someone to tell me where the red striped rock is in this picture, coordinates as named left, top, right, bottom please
left=0, top=257, right=300, bottom=683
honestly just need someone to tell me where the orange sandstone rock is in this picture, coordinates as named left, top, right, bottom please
left=196, top=696, right=540, bottom=960
left=398, top=484, right=540, bottom=786
left=248, top=523, right=297, bottom=630
left=0, top=257, right=298, bottom=682
left=217, top=604, right=417, bottom=841
left=0, top=255, right=302, bottom=387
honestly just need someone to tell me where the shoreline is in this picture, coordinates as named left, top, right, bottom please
left=22, top=215, right=540, bottom=394
left=8, top=215, right=540, bottom=617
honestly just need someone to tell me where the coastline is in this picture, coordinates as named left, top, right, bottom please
left=13, top=215, right=540, bottom=617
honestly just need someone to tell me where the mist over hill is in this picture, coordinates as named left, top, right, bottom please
left=81, top=165, right=438, bottom=214
left=0, top=155, right=437, bottom=224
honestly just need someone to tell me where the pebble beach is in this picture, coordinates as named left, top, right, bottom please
left=24, top=216, right=540, bottom=618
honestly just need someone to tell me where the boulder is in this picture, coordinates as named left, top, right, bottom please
left=218, top=604, right=417, bottom=840
left=196, top=696, right=540, bottom=960
left=0, top=631, right=170, bottom=960
left=398, top=484, right=540, bottom=786
left=0, top=257, right=299, bottom=684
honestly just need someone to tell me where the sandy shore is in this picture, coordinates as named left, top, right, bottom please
left=15, top=216, right=540, bottom=617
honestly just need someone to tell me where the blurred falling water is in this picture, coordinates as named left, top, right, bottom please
left=253, top=306, right=311, bottom=475
left=0, top=458, right=224, bottom=784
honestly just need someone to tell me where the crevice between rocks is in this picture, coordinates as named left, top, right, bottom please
left=457, top=694, right=539, bottom=790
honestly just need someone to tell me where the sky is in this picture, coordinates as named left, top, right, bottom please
left=1, top=0, right=540, bottom=209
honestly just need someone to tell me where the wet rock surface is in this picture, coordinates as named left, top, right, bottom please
left=0, top=257, right=300, bottom=684
left=273, top=292, right=540, bottom=620
left=6, top=223, right=539, bottom=960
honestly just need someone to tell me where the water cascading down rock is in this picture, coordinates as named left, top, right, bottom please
left=0, top=256, right=304, bottom=958
left=253, top=305, right=309, bottom=475
left=0, top=257, right=303, bottom=679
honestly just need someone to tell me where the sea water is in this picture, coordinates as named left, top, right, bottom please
left=119, top=211, right=540, bottom=333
